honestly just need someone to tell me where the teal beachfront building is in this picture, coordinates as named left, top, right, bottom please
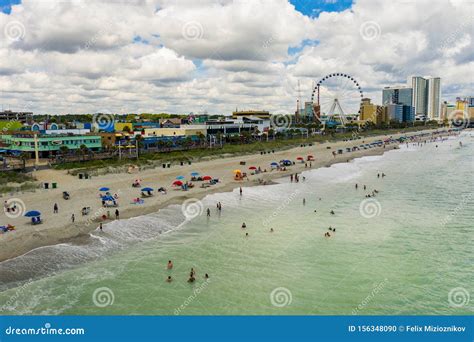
left=0, top=132, right=102, bottom=158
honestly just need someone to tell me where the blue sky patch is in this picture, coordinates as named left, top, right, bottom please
left=289, top=0, right=353, bottom=17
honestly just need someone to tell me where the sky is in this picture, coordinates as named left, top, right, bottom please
left=0, top=0, right=472, bottom=115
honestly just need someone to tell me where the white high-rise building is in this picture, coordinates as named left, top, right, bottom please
left=427, top=77, right=441, bottom=120
left=411, top=76, right=428, bottom=116
left=410, top=76, right=441, bottom=119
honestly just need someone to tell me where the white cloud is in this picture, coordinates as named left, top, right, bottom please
left=0, top=0, right=472, bottom=114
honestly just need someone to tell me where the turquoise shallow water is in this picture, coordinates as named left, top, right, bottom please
left=0, top=131, right=472, bottom=315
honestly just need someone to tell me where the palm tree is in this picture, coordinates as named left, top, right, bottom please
left=20, top=152, right=30, bottom=170
left=79, top=144, right=88, bottom=162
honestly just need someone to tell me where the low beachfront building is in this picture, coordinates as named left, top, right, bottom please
left=0, top=132, right=102, bottom=158
left=141, top=126, right=207, bottom=138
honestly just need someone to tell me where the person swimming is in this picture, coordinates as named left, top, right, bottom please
left=245, top=232, right=249, bottom=237
left=167, top=260, right=173, bottom=269
left=270, top=228, right=274, bottom=233
left=205, top=273, right=209, bottom=279
left=330, top=210, right=335, bottom=215
left=241, top=222, right=246, bottom=228
left=190, top=268, right=196, bottom=277
left=188, top=276, right=195, bottom=283
left=166, top=275, right=172, bottom=282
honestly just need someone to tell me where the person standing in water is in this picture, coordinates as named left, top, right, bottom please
left=239, top=187, right=243, bottom=196
left=207, top=208, right=211, bottom=217
left=167, top=260, right=173, bottom=269
left=303, top=198, right=306, bottom=205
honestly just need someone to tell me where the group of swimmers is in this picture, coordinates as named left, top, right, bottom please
left=165, top=260, right=209, bottom=283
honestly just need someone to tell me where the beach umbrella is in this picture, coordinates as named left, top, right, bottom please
left=102, top=195, right=115, bottom=201
left=176, top=175, right=185, bottom=180
left=24, top=210, right=41, bottom=217
left=307, top=155, right=314, bottom=158
left=190, top=172, right=200, bottom=176
left=233, top=169, right=242, bottom=173
left=141, top=187, right=154, bottom=192
left=248, top=166, right=257, bottom=170
left=270, top=162, right=278, bottom=166
left=202, top=175, right=212, bottom=181
left=99, top=187, right=110, bottom=191
left=172, top=180, right=183, bottom=186
left=296, top=157, right=304, bottom=160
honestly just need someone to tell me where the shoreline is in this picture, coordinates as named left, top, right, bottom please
left=0, top=129, right=452, bottom=263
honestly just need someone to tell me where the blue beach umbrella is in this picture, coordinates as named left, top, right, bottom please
left=141, top=187, right=154, bottom=192
left=176, top=176, right=185, bottom=180
left=102, top=195, right=115, bottom=201
left=24, top=210, right=41, bottom=217
left=270, top=162, right=278, bottom=166
left=190, top=172, right=199, bottom=176
left=99, top=187, right=110, bottom=192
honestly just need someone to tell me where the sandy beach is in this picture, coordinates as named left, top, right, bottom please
left=0, top=129, right=449, bottom=262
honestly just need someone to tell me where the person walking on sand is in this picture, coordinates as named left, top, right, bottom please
left=239, top=187, right=243, bottom=196
left=207, top=208, right=211, bottom=217
left=99, top=223, right=103, bottom=231
left=53, top=203, right=58, bottom=214
left=355, top=183, right=358, bottom=189
left=71, top=213, right=75, bottom=223
left=115, top=209, right=119, bottom=219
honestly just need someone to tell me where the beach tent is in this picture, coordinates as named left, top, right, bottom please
left=173, top=180, right=183, bottom=186
left=99, top=187, right=110, bottom=192
left=24, top=210, right=41, bottom=217
left=101, top=195, right=115, bottom=201
left=202, top=176, right=212, bottom=181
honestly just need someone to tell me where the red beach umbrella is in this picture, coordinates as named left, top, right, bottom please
left=202, top=176, right=212, bottom=181
left=248, top=166, right=257, bottom=170
left=296, top=157, right=304, bottom=160
left=172, top=180, right=183, bottom=186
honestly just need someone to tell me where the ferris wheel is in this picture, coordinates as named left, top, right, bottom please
left=311, top=73, right=364, bottom=126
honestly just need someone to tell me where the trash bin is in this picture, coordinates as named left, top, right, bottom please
left=188, top=161, right=191, bottom=165
left=167, top=163, right=171, bottom=168
left=180, top=161, right=184, bottom=166
left=44, top=183, right=49, bottom=189
left=52, top=182, right=57, bottom=189
left=84, top=174, right=89, bottom=179
left=79, top=173, right=83, bottom=180
left=163, top=164, right=166, bottom=168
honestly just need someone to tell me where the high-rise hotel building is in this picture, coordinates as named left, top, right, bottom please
left=411, top=76, right=441, bottom=120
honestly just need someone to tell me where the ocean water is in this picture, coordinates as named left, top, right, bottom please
left=0, top=131, right=472, bottom=315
